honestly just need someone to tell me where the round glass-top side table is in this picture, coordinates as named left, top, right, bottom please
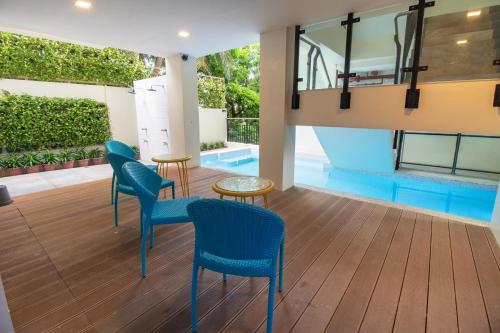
left=152, top=153, right=192, bottom=197
left=212, top=176, right=274, bottom=208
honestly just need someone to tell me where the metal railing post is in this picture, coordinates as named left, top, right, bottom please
left=451, top=133, right=462, bottom=174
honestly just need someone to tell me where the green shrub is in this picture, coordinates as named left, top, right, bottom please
left=22, top=152, right=41, bottom=167
left=198, top=75, right=226, bottom=109
left=130, top=145, right=139, bottom=153
left=88, top=148, right=104, bottom=158
left=0, top=91, right=111, bottom=151
left=41, top=150, right=58, bottom=165
left=200, top=142, right=208, bottom=151
left=0, top=31, right=149, bottom=87
left=58, top=149, right=75, bottom=163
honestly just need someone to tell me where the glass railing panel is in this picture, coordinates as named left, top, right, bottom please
left=351, top=6, right=416, bottom=86
left=401, top=132, right=456, bottom=168
left=420, top=0, right=500, bottom=82
left=299, top=18, right=345, bottom=91
left=456, top=136, right=500, bottom=173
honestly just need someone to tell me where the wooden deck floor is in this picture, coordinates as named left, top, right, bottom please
left=1, top=167, right=499, bottom=333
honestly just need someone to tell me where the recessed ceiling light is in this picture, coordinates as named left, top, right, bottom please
left=467, top=10, right=481, bottom=17
left=457, top=40, right=468, bottom=45
left=178, top=30, right=190, bottom=38
left=75, top=0, right=92, bottom=9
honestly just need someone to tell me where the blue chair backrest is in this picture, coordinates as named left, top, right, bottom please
left=122, top=161, right=163, bottom=218
left=105, top=140, right=135, bottom=159
left=107, top=152, right=138, bottom=186
left=187, top=199, right=285, bottom=261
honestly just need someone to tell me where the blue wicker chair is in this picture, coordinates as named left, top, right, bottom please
left=187, top=199, right=285, bottom=333
left=107, top=153, right=174, bottom=230
left=122, top=161, right=200, bottom=277
left=105, top=140, right=158, bottom=204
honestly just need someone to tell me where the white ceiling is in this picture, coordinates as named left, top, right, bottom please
left=0, top=0, right=408, bottom=57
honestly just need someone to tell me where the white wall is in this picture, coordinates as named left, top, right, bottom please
left=314, top=127, right=395, bottom=173
left=295, top=126, right=326, bottom=156
left=134, top=55, right=200, bottom=167
left=0, top=277, right=14, bottom=333
left=0, top=78, right=138, bottom=146
left=492, top=186, right=500, bottom=245
left=199, top=108, right=227, bottom=143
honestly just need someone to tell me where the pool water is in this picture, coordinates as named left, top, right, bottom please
left=201, top=148, right=498, bottom=222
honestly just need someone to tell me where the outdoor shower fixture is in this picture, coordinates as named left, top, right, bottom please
left=147, top=84, right=165, bottom=92
left=128, top=87, right=144, bottom=94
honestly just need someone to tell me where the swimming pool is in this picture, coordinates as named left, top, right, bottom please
left=201, top=148, right=498, bottom=222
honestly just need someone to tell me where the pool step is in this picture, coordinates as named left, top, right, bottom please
left=220, top=155, right=256, bottom=167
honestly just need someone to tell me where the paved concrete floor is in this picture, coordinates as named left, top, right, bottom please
left=0, top=164, right=113, bottom=197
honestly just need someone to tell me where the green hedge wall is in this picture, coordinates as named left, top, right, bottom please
left=0, top=91, right=111, bottom=151
left=0, top=31, right=149, bottom=86
left=198, top=75, right=226, bottom=109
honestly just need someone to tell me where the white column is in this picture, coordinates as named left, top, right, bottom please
left=165, top=54, right=201, bottom=167
left=259, top=27, right=295, bottom=190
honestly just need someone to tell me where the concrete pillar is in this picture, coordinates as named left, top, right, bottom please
left=259, top=27, right=296, bottom=190
left=165, top=54, right=201, bottom=167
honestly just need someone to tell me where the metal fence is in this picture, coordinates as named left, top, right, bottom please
left=397, top=131, right=500, bottom=175
left=226, top=118, right=259, bottom=144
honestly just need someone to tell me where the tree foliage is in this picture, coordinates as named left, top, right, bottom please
left=0, top=31, right=149, bottom=86
left=198, top=75, right=226, bottom=109
left=0, top=91, right=111, bottom=151
left=197, top=44, right=260, bottom=117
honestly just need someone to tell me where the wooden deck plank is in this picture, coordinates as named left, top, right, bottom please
left=221, top=202, right=375, bottom=333
left=427, top=217, right=458, bottom=333
left=467, top=224, right=500, bottom=332
left=449, top=221, right=490, bottom=333
left=393, top=213, right=432, bottom=333
left=484, top=229, right=500, bottom=270
left=288, top=207, right=395, bottom=333
left=0, top=167, right=495, bottom=333
left=324, top=208, right=402, bottom=333
left=358, top=210, right=416, bottom=333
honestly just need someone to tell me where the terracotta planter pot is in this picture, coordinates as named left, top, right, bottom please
left=8, top=167, right=23, bottom=176
left=77, top=159, right=90, bottom=167
left=90, top=157, right=105, bottom=165
left=25, top=166, right=40, bottom=174
left=61, top=161, right=74, bottom=169
left=135, top=153, right=141, bottom=160
left=43, top=164, right=58, bottom=172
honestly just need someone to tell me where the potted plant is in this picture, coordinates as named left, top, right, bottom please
left=131, top=145, right=140, bottom=160
left=74, top=147, right=90, bottom=167
left=22, top=152, right=41, bottom=174
left=89, top=147, right=105, bottom=165
left=4, top=154, right=24, bottom=176
left=41, top=150, right=59, bottom=172
left=58, top=149, right=75, bottom=169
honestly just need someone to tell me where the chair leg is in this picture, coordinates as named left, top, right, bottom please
left=140, top=209, right=143, bottom=238
left=191, top=263, right=199, bottom=332
left=223, top=273, right=227, bottom=282
left=171, top=184, right=175, bottom=199
left=266, top=276, right=276, bottom=333
left=141, top=221, right=148, bottom=278
left=111, top=173, right=115, bottom=204
left=279, top=241, right=284, bottom=292
left=114, top=190, right=119, bottom=227
left=149, top=224, right=154, bottom=249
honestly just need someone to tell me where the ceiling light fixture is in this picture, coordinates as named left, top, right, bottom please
left=467, top=10, right=481, bottom=17
left=178, top=30, right=190, bottom=38
left=75, top=0, right=92, bottom=9
left=456, top=40, right=468, bottom=45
